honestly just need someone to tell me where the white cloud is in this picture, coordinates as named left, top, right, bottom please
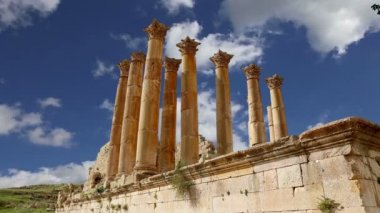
left=0, top=161, right=94, bottom=189
left=110, top=33, right=146, bottom=50
left=307, top=112, right=329, bottom=130
left=0, top=104, right=42, bottom=135
left=220, top=0, right=380, bottom=56
left=99, top=99, right=114, bottom=112
left=160, top=0, right=194, bottom=14
left=0, top=0, right=60, bottom=32
left=92, top=60, right=116, bottom=78
left=0, top=78, right=5, bottom=85
left=0, top=103, right=74, bottom=147
left=37, top=97, right=62, bottom=108
left=27, top=127, right=73, bottom=148
left=165, top=21, right=263, bottom=72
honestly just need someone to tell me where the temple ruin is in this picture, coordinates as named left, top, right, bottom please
left=56, top=19, right=380, bottom=213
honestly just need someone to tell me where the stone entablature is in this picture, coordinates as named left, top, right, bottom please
left=59, top=117, right=380, bottom=213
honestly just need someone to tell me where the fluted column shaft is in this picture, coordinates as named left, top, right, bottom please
left=159, top=57, right=181, bottom=172
left=243, top=64, right=266, bottom=146
left=106, top=60, right=130, bottom=181
left=210, top=50, right=233, bottom=154
left=134, top=20, right=169, bottom=174
left=177, top=37, right=200, bottom=165
left=266, top=74, right=288, bottom=140
left=118, top=52, right=145, bottom=176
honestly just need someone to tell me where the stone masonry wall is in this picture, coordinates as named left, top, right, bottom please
left=57, top=117, right=380, bottom=213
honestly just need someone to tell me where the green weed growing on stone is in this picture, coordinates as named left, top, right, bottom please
left=317, top=196, right=340, bottom=213
left=170, top=161, right=193, bottom=197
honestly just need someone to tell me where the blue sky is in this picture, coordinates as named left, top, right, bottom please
left=0, top=0, right=380, bottom=187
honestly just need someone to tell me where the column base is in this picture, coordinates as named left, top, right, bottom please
left=133, top=163, right=158, bottom=181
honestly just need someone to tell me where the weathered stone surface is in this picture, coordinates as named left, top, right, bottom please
left=263, top=169, right=278, bottom=190
left=277, top=164, right=303, bottom=188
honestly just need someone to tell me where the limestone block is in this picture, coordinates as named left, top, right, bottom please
left=264, top=169, right=278, bottom=190
left=277, top=165, right=303, bottom=188
left=293, top=183, right=324, bottom=210
left=253, top=155, right=306, bottom=173
left=301, top=162, right=323, bottom=185
left=368, top=158, right=380, bottom=178
left=260, top=188, right=295, bottom=212
left=318, top=156, right=352, bottom=180
left=373, top=180, right=380, bottom=206
left=212, top=192, right=260, bottom=213
left=250, top=172, right=264, bottom=192
left=348, top=156, right=373, bottom=180
left=323, top=179, right=376, bottom=208
left=308, top=144, right=351, bottom=161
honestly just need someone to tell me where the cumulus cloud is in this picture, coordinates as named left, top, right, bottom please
left=0, top=104, right=42, bottom=135
left=165, top=21, right=263, bottom=72
left=0, top=0, right=60, bottom=32
left=160, top=0, right=194, bottom=14
left=0, top=103, right=74, bottom=147
left=92, top=60, right=116, bottom=78
left=110, top=33, right=146, bottom=50
left=0, top=161, right=94, bottom=189
left=220, top=0, right=380, bottom=56
left=27, top=127, right=73, bottom=148
left=37, top=97, right=62, bottom=108
left=99, top=99, right=114, bottom=112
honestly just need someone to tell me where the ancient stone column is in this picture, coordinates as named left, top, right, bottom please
left=105, top=60, right=130, bottom=181
left=117, top=52, right=145, bottom=176
left=134, top=19, right=169, bottom=175
left=267, top=106, right=275, bottom=142
left=177, top=37, right=200, bottom=165
left=266, top=74, right=288, bottom=140
left=243, top=64, right=266, bottom=146
left=159, top=57, right=181, bottom=172
left=210, top=50, right=233, bottom=154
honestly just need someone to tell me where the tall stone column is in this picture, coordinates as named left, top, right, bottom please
left=159, top=57, right=181, bottom=172
left=210, top=50, right=233, bottom=154
left=106, top=60, right=130, bottom=181
left=266, top=74, right=288, bottom=140
left=243, top=64, right=266, bottom=146
left=118, top=52, right=145, bottom=176
left=177, top=37, right=200, bottom=165
left=134, top=19, right=169, bottom=175
left=267, top=106, right=275, bottom=142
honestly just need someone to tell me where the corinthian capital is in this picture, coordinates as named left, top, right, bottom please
left=164, top=57, right=182, bottom=72
left=144, top=19, right=170, bottom=41
left=266, top=74, right=284, bottom=89
left=243, top=64, right=261, bottom=79
left=210, top=50, right=233, bottom=68
left=131, top=52, right=146, bottom=62
left=118, top=60, right=130, bottom=77
left=176, top=36, right=201, bottom=55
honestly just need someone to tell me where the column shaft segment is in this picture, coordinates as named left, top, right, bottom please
left=118, top=52, right=145, bottom=176
left=267, top=106, right=275, bottom=142
left=266, top=74, right=288, bottom=140
left=159, top=57, right=181, bottom=172
left=106, top=60, right=130, bottom=181
left=243, top=64, right=266, bottom=146
left=134, top=20, right=169, bottom=175
left=177, top=37, right=200, bottom=165
left=210, top=50, right=233, bottom=154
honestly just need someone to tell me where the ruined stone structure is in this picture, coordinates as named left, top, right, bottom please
left=57, top=19, right=380, bottom=213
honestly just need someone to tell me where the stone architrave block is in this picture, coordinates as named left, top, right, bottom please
left=264, top=169, right=278, bottom=190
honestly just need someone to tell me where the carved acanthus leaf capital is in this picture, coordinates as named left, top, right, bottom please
left=144, top=19, right=170, bottom=41
left=118, top=60, right=130, bottom=77
left=243, top=64, right=261, bottom=79
left=210, top=50, right=233, bottom=68
left=266, top=74, right=284, bottom=89
left=176, top=36, right=201, bottom=55
left=131, top=52, right=146, bottom=63
left=164, top=57, right=181, bottom=72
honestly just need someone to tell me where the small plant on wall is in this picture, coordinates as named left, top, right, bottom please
left=170, top=161, right=194, bottom=197
left=317, top=196, right=340, bottom=213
